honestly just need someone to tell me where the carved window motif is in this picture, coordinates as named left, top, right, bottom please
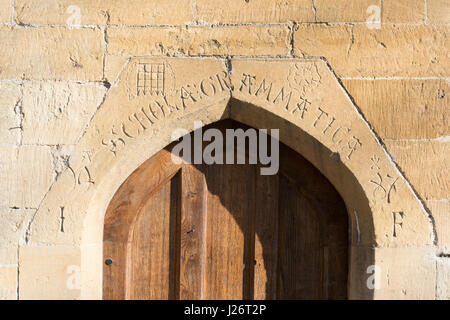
left=137, top=63, right=165, bottom=96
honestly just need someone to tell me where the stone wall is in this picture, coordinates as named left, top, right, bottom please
left=0, top=0, right=448, bottom=300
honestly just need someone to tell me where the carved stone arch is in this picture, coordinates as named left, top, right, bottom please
left=22, top=57, right=436, bottom=299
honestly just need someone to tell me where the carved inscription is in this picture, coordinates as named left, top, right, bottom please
left=67, top=151, right=95, bottom=190
left=370, top=154, right=401, bottom=205
left=60, top=207, right=65, bottom=233
left=369, top=157, right=399, bottom=204
left=238, top=72, right=363, bottom=161
left=370, top=155, right=380, bottom=170
left=288, top=63, right=322, bottom=97
left=68, top=165, right=95, bottom=188
left=393, top=211, right=404, bottom=237
left=103, top=71, right=231, bottom=156
left=137, top=63, right=165, bottom=96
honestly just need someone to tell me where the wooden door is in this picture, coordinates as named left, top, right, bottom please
left=103, top=120, right=348, bottom=300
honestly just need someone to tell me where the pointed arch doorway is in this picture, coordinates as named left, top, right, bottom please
left=103, top=119, right=349, bottom=300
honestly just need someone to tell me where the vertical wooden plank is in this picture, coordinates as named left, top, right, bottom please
left=278, top=145, right=348, bottom=299
left=325, top=204, right=349, bottom=299
left=103, top=241, right=128, bottom=300
left=253, top=170, right=279, bottom=299
left=169, top=171, right=182, bottom=300
left=179, top=164, right=207, bottom=299
left=203, top=162, right=255, bottom=299
left=277, top=175, right=324, bottom=299
left=242, top=164, right=256, bottom=300
left=129, top=175, right=180, bottom=299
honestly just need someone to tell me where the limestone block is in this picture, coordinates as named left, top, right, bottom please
left=427, top=200, right=450, bottom=251
left=104, top=55, right=129, bottom=84
left=428, top=0, right=450, bottom=24
left=383, top=0, right=426, bottom=23
left=314, top=0, right=381, bottom=22
left=294, top=24, right=449, bottom=77
left=385, top=141, right=450, bottom=200
left=0, top=266, right=17, bottom=300
left=437, top=258, right=450, bottom=299
left=0, top=207, right=34, bottom=246
left=0, top=115, right=21, bottom=145
left=342, top=79, right=449, bottom=139
left=80, top=243, right=102, bottom=299
left=19, top=245, right=81, bottom=299
left=196, top=0, right=314, bottom=23
left=0, top=246, right=17, bottom=265
left=107, top=25, right=290, bottom=57
left=0, top=145, right=17, bottom=207
left=22, top=81, right=106, bottom=145
left=196, top=0, right=381, bottom=23
left=0, top=0, right=10, bottom=23
left=0, top=81, right=21, bottom=117
left=14, top=0, right=194, bottom=26
left=350, top=246, right=436, bottom=299
left=0, top=26, right=103, bottom=80
left=9, top=146, right=54, bottom=208
left=0, top=81, right=22, bottom=145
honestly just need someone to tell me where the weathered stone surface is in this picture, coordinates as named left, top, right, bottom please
left=342, top=79, right=449, bottom=139
left=107, top=25, right=290, bottom=56
left=314, top=0, right=380, bottom=22
left=386, top=141, right=450, bottom=200
left=0, top=0, right=10, bottom=23
left=19, top=245, right=81, bottom=299
left=0, top=266, right=17, bottom=300
left=80, top=243, right=101, bottom=299
left=0, top=208, right=34, bottom=246
left=428, top=0, right=450, bottom=24
left=196, top=0, right=314, bottom=23
left=14, top=0, right=194, bottom=26
left=0, top=26, right=103, bottom=80
left=350, top=246, right=436, bottom=299
left=0, top=81, right=22, bottom=145
left=0, top=246, right=17, bottom=265
left=104, top=55, right=128, bottom=83
left=383, top=0, right=425, bottom=23
left=294, top=24, right=449, bottom=77
left=0, top=81, right=21, bottom=117
left=0, top=115, right=21, bottom=145
left=427, top=200, right=450, bottom=251
left=22, top=81, right=106, bottom=145
left=196, top=0, right=381, bottom=23
left=8, top=146, right=54, bottom=208
left=437, top=258, right=450, bottom=299
left=0, top=146, right=17, bottom=208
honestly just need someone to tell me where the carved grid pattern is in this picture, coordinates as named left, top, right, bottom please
left=137, top=63, right=165, bottom=96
